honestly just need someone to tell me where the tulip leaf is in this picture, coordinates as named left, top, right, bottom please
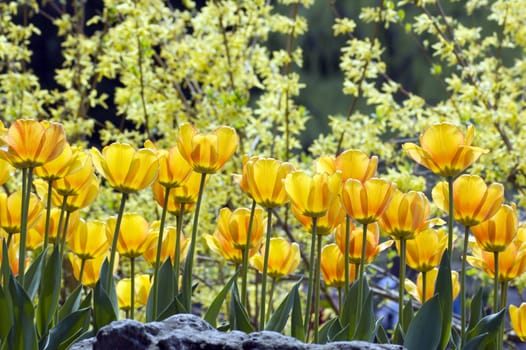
left=157, top=296, right=187, bottom=320
left=265, top=279, right=301, bottom=333
left=204, top=273, right=236, bottom=327
left=328, top=318, right=348, bottom=342
left=465, top=309, right=505, bottom=343
left=93, top=280, right=117, bottom=331
left=1, top=241, right=11, bottom=286
left=97, top=259, right=118, bottom=315
left=435, top=249, right=452, bottom=350
left=23, top=248, right=47, bottom=301
left=353, top=285, right=375, bottom=341
left=402, top=299, right=413, bottom=333
left=290, top=282, right=304, bottom=341
left=468, top=287, right=484, bottom=331
left=146, top=258, right=176, bottom=322
left=374, top=318, right=389, bottom=344
left=8, top=274, right=38, bottom=350
left=228, top=282, right=253, bottom=333
left=462, top=332, right=489, bottom=350
left=36, top=246, right=61, bottom=338
left=58, top=285, right=83, bottom=323
left=340, top=276, right=366, bottom=339
left=403, top=295, right=442, bottom=350
left=0, top=284, right=13, bottom=344
left=391, top=324, right=404, bottom=345
left=42, top=307, right=90, bottom=350
left=318, top=317, right=338, bottom=344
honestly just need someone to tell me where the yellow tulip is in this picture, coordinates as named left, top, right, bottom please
left=219, top=207, right=265, bottom=249
left=0, top=159, right=13, bottom=185
left=67, top=220, right=109, bottom=260
left=90, top=142, right=158, bottom=193
left=432, top=174, right=504, bottom=227
left=403, top=228, right=448, bottom=272
left=335, top=222, right=393, bottom=264
left=467, top=239, right=526, bottom=282
left=177, top=123, right=239, bottom=174
left=380, top=189, right=430, bottom=240
left=241, top=157, right=294, bottom=208
left=145, top=140, right=192, bottom=188
left=470, top=203, right=518, bottom=253
left=53, top=151, right=94, bottom=196
left=509, top=303, right=526, bottom=342
left=34, top=208, right=80, bottom=244
left=34, top=143, right=81, bottom=181
left=1, top=236, right=27, bottom=276
left=142, top=222, right=190, bottom=266
left=152, top=172, right=202, bottom=213
left=284, top=171, right=342, bottom=218
left=106, top=214, right=153, bottom=258
left=64, top=174, right=99, bottom=212
left=321, top=244, right=355, bottom=288
left=341, top=178, right=395, bottom=225
left=250, top=237, right=300, bottom=279
left=0, top=119, right=67, bottom=168
left=68, top=253, right=117, bottom=288
left=405, top=268, right=460, bottom=303
left=316, top=149, right=377, bottom=183
left=0, top=191, right=43, bottom=235
left=403, top=122, right=488, bottom=177
left=116, top=274, right=152, bottom=310
left=291, top=197, right=345, bottom=235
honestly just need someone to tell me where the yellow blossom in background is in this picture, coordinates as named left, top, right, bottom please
left=334, top=222, right=392, bottom=264
left=90, top=142, right=158, bottom=193
left=251, top=237, right=300, bottom=279
left=116, top=274, right=152, bottom=310
left=177, top=123, right=239, bottom=174
left=402, top=227, right=449, bottom=273
left=0, top=191, right=43, bottom=235
left=0, top=119, right=67, bottom=168
left=316, top=149, right=377, bottom=183
left=284, top=170, right=342, bottom=218
left=509, top=303, right=526, bottom=342
left=432, top=174, right=504, bottom=227
left=142, top=222, right=190, bottom=266
left=67, top=220, right=109, bottom=260
left=403, top=123, right=488, bottom=177
left=291, top=197, right=345, bottom=235
left=405, top=268, right=460, bottom=303
left=470, top=203, right=518, bottom=253
left=145, top=140, right=192, bottom=188
left=341, top=178, right=395, bottom=225
left=321, top=243, right=354, bottom=288
left=106, top=213, right=153, bottom=258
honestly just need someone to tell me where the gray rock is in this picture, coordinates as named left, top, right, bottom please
left=70, top=314, right=405, bottom=350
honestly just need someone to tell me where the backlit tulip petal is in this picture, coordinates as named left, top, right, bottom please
left=471, top=204, right=518, bottom=252
left=405, top=268, right=459, bottom=303
left=321, top=244, right=354, bottom=288
left=402, top=228, right=448, bottom=272
left=67, top=220, right=109, bottom=260
left=380, top=190, right=430, bottom=240
left=0, top=191, right=43, bottom=235
left=250, top=237, right=300, bottom=279
left=106, top=214, right=152, bottom=258
left=116, top=274, right=151, bottom=310
left=143, top=222, right=189, bottom=266
left=291, top=198, right=345, bottom=235
left=335, top=222, right=392, bottom=264
left=509, top=304, right=526, bottom=341
left=341, top=178, right=395, bottom=224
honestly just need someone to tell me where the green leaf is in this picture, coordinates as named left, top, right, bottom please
left=374, top=318, right=389, bottom=344
left=340, top=277, right=364, bottom=339
left=1, top=241, right=11, bottom=286
left=228, top=282, right=253, bottom=333
left=402, top=299, right=413, bottom=333
left=36, top=247, right=61, bottom=338
left=157, top=295, right=187, bottom=320
left=318, top=318, right=338, bottom=344
left=468, top=287, right=484, bottom=331
left=42, top=307, right=90, bottom=350
left=146, top=258, right=176, bottom=322
left=9, top=274, right=38, bottom=350
left=290, top=283, right=304, bottom=341
left=93, top=279, right=117, bottom=331
left=462, top=332, right=489, bottom=350
left=435, top=249, right=453, bottom=350
left=328, top=318, right=348, bottom=342
left=0, top=284, right=13, bottom=344
left=97, top=260, right=118, bottom=315
left=265, top=279, right=301, bottom=332
left=403, top=295, right=442, bottom=350
left=23, top=248, right=47, bottom=301
left=58, top=285, right=83, bottom=323
left=353, top=284, right=375, bottom=341
left=204, top=273, right=236, bottom=327
left=465, top=309, right=505, bottom=343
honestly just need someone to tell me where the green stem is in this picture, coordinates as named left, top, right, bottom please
left=313, top=233, right=323, bottom=343
left=460, top=225, right=470, bottom=347
left=107, top=192, right=129, bottom=288
left=43, top=179, right=53, bottom=251
left=398, top=238, right=406, bottom=330
left=55, top=195, right=68, bottom=254
left=303, top=216, right=318, bottom=340
left=493, top=251, right=499, bottom=313
left=447, top=176, right=454, bottom=262
left=259, top=207, right=273, bottom=330
left=357, top=222, right=369, bottom=319
left=241, top=199, right=257, bottom=307
left=174, top=203, right=185, bottom=298
left=498, top=281, right=507, bottom=350
left=344, top=215, right=351, bottom=298
left=266, top=278, right=277, bottom=323
left=130, top=256, right=135, bottom=320
left=183, top=173, right=207, bottom=311
left=78, top=258, right=86, bottom=286
left=422, top=270, right=427, bottom=303
left=152, top=186, right=171, bottom=320
left=59, top=210, right=72, bottom=261
left=18, top=167, right=33, bottom=284
left=338, top=287, right=342, bottom=314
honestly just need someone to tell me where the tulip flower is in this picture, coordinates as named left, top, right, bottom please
left=509, top=303, right=526, bottom=342
left=0, top=159, right=13, bottom=186
left=251, top=237, right=300, bottom=279
left=1, top=235, right=27, bottom=276
left=316, top=149, right=377, bottom=183
left=403, top=227, right=449, bottom=273
left=34, top=143, right=81, bottom=181
left=69, top=253, right=117, bottom=288
left=63, top=175, right=99, bottom=212
left=0, top=191, right=43, bottom=239
left=321, top=243, right=355, bottom=310
left=204, top=231, right=245, bottom=265
left=405, top=268, right=460, bottom=303
left=142, top=222, right=190, bottom=267
left=335, top=222, right=392, bottom=265
left=291, top=198, right=345, bottom=236
left=33, top=208, right=80, bottom=245
left=67, top=220, right=109, bottom=260
left=116, top=274, right=152, bottom=317
left=471, top=203, right=518, bottom=253
left=145, top=140, right=192, bottom=188
left=53, top=151, right=94, bottom=197
left=106, top=213, right=152, bottom=259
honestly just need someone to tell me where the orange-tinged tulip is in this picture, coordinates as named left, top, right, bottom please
left=143, top=222, right=190, bottom=266
left=321, top=243, right=355, bottom=288
left=177, top=123, right=239, bottom=174
left=251, top=237, right=300, bottom=279
left=470, top=203, right=518, bottom=253
left=291, top=198, right=345, bottom=235
left=68, top=253, right=117, bottom=288
left=217, top=207, right=265, bottom=249
left=152, top=173, right=202, bottom=213
left=64, top=174, right=99, bottom=212
left=145, top=140, right=192, bottom=188
left=0, top=159, right=13, bottom=185
left=380, top=190, right=430, bottom=240
left=67, top=220, right=109, bottom=260
left=467, top=239, right=526, bottom=282
left=403, top=122, right=488, bottom=177
left=204, top=232, right=245, bottom=265
left=402, top=227, right=448, bottom=272
left=90, top=142, right=158, bottom=193
left=316, top=150, right=377, bottom=183
left=405, top=268, right=460, bottom=303
left=341, top=178, right=395, bottom=225
left=34, top=143, right=81, bottom=181
left=34, top=208, right=80, bottom=244
left=106, top=214, right=153, bottom=258
left=116, top=274, right=151, bottom=310
left=53, top=151, right=94, bottom=196
left=432, top=174, right=504, bottom=227
left=0, top=191, right=43, bottom=235
left=1, top=236, right=27, bottom=275
left=509, top=303, right=526, bottom=342
left=284, top=171, right=342, bottom=218
left=242, top=157, right=294, bottom=208
left=334, top=222, right=393, bottom=264
left=0, top=119, right=67, bottom=168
